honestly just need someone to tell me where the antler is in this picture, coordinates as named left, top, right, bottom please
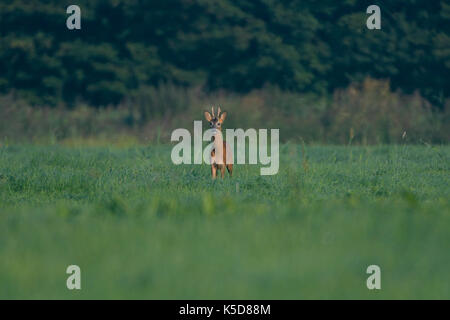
left=211, top=106, right=215, bottom=117
left=217, top=106, right=221, bottom=118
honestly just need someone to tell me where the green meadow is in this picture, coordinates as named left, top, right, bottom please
left=0, top=144, right=449, bottom=299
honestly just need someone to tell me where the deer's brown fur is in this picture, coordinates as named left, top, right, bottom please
left=204, top=106, right=233, bottom=179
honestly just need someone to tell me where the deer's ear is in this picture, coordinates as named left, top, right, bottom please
left=204, top=111, right=212, bottom=121
left=219, top=111, right=227, bottom=121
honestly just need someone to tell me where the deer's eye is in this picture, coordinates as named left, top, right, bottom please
left=217, top=123, right=221, bottom=126
left=210, top=122, right=213, bottom=127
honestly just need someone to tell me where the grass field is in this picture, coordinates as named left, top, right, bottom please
left=0, top=144, right=449, bottom=299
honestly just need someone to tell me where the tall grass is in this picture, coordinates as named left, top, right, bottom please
left=1, top=79, right=448, bottom=145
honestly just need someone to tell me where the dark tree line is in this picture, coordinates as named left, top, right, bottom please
left=0, top=0, right=449, bottom=107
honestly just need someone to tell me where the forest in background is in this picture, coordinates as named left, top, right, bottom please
left=0, top=0, right=449, bottom=144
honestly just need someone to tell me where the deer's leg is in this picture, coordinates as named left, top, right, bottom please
left=220, top=165, right=225, bottom=178
left=226, top=164, right=233, bottom=177
left=211, top=165, right=217, bottom=179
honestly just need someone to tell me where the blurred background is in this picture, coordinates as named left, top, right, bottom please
left=0, top=0, right=449, bottom=145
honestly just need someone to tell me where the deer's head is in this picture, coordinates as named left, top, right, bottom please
left=204, top=106, right=227, bottom=132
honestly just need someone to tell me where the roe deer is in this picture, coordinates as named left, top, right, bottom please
left=204, top=106, right=233, bottom=179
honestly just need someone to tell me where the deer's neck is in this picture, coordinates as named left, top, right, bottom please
left=211, top=130, right=223, bottom=147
